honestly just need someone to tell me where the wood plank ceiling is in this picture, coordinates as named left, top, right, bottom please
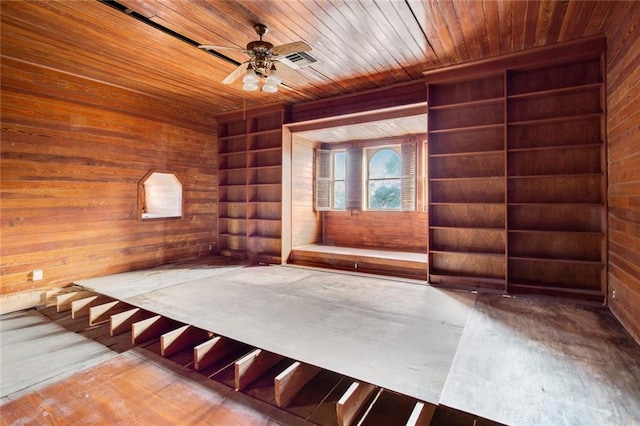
left=1, top=1, right=618, bottom=116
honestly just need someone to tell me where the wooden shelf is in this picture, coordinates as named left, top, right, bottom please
left=247, top=128, right=281, bottom=137
left=428, top=97, right=504, bottom=111
left=506, top=82, right=602, bottom=100
left=508, top=229, right=603, bottom=236
left=507, top=112, right=602, bottom=127
left=507, top=173, right=602, bottom=179
left=430, top=250, right=505, bottom=258
left=509, top=256, right=602, bottom=266
left=429, top=149, right=504, bottom=158
left=507, top=143, right=601, bottom=153
left=428, top=123, right=504, bottom=134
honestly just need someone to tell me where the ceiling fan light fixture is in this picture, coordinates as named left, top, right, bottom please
left=266, top=65, right=281, bottom=86
left=243, top=67, right=259, bottom=84
left=262, top=84, right=278, bottom=93
left=242, top=82, right=259, bottom=91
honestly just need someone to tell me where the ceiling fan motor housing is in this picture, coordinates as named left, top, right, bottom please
left=247, top=40, right=274, bottom=73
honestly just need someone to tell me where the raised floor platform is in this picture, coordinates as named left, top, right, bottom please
left=73, top=257, right=640, bottom=425
left=290, top=244, right=428, bottom=280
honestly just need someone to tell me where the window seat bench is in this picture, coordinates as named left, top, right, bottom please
left=289, top=244, right=428, bottom=281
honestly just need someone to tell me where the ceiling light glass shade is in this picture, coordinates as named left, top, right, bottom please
left=242, top=82, right=259, bottom=91
left=243, top=67, right=259, bottom=84
left=262, top=83, right=278, bottom=93
left=265, top=66, right=282, bottom=86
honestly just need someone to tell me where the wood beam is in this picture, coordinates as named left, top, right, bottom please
left=89, top=300, right=133, bottom=326
left=131, top=315, right=181, bottom=345
left=160, top=325, right=211, bottom=357
left=71, top=295, right=113, bottom=319
left=274, top=361, right=322, bottom=408
left=234, top=349, right=284, bottom=391
left=109, top=308, right=155, bottom=336
left=56, top=290, right=94, bottom=312
left=406, top=401, right=436, bottom=426
left=336, top=381, right=378, bottom=426
left=193, top=336, right=245, bottom=371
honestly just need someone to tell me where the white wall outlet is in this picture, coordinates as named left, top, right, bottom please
left=612, top=288, right=617, bottom=300
left=32, top=269, right=43, bottom=281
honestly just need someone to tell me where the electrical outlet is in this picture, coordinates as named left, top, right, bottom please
left=612, top=288, right=617, bottom=300
left=32, top=269, right=43, bottom=281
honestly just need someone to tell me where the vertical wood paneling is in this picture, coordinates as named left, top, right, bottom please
left=603, top=2, right=640, bottom=344
left=291, top=138, right=322, bottom=247
left=323, top=211, right=427, bottom=252
left=0, top=59, right=217, bottom=296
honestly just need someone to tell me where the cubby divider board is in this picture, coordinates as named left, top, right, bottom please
left=217, top=104, right=289, bottom=264
left=426, top=39, right=606, bottom=302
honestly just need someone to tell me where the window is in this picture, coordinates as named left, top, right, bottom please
left=315, top=141, right=417, bottom=212
left=333, top=150, right=346, bottom=209
left=139, top=171, right=183, bottom=219
left=315, top=149, right=346, bottom=210
left=366, top=147, right=401, bottom=209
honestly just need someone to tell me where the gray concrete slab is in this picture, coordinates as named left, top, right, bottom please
left=79, top=263, right=476, bottom=404
left=440, top=294, right=640, bottom=426
left=0, top=310, right=116, bottom=401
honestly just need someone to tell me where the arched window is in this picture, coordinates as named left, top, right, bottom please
left=139, top=171, right=183, bottom=219
left=367, top=147, right=401, bottom=209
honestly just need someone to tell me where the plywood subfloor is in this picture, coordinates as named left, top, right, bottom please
left=440, top=294, right=640, bottom=426
left=77, top=261, right=475, bottom=404
left=0, top=347, right=310, bottom=426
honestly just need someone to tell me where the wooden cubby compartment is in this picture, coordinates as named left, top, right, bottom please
left=217, top=105, right=288, bottom=263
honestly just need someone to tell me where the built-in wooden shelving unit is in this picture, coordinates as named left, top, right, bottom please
left=505, top=57, right=606, bottom=302
left=217, top=104, right=289, bottom=264
left=426, top=39, right=606, bottom=302
left=428, top=74, right=507, bottom=292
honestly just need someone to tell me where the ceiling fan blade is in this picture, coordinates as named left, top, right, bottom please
left=271, top=41, right=311, bottom=57
left=199, top=44, right=248, bottom=54
left=222, top=62, right=249, bottom=84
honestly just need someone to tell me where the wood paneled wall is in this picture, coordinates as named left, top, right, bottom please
left=291, top=80, right=427, bottom=123
left=603, top=3, right=640, bottom=343
left=1, top=58, right=217, bottom=298
left=291, top=137, right=322, bottom=249
left=323, top=211, right=427, bottom=252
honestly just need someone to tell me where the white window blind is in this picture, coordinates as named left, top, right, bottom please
left=315, top=149, right=331, bottom=211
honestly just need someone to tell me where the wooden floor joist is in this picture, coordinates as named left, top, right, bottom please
left=336, top=381, right=378, bottom=426
left=71, top=295, right=113, bottom=319
left=235, top=349, right=284, bottom=391
left=193, top=336, right=245, bottom=371
left=406, top=401, right=436, bottom=426
left=131, top=315, right=181, bottom=345
left=89, top=301, right=133, bottom=326
left=274, top=361, right=322, bottom=408
left=56, top=290, right=94, bottom=312
left=160, top=325, right=211, bottom=358
left=110, top=308, right=154, bottom=336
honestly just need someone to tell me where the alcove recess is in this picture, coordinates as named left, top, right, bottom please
left=216, top=104, right=289, bottom=264
left=425, top=36, right=607, bottom=303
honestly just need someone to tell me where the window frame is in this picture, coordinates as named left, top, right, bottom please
left=364, top=145, right=402, bottom=211
left=314, top=136, right=420, bottom=213
left=138, top=170, right=184, bottom=220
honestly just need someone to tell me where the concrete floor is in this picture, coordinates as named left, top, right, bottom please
left=0, top=310, right=116, bottom=402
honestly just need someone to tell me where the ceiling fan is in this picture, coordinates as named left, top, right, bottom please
left=199, top=23, right=312, bottom=92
